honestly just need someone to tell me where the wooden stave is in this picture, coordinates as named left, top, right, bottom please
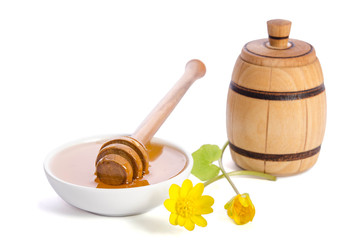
left=226, top=57, right=326, bottom=175
left=240, top=39, right=317, bottom=68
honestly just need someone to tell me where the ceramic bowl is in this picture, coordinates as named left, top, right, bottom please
left=44, top=135, right=192, bottom=216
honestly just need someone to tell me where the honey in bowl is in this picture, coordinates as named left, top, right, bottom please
left=49, top=138, right=188, bottom=189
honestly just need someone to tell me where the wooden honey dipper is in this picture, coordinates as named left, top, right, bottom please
left=95, top=59, right=206, bottom=185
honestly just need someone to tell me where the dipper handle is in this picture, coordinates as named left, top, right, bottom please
left=132, top=59, right=206, bottom=144
left=267, top=19, right=292, bottom=49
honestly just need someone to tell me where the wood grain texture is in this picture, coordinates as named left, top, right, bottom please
left=227, top=56, right=326, bottom=175
left=227, top=20, right=326, bottom=175
left=241, top=39, right=316, bottom=67
left=227, top=91, right=268, bottom=153
left=133, top=59, right=206, bottom=144
left=96, top=60, right=206, bottom=185
left=267, top=19, right=292, bottom=49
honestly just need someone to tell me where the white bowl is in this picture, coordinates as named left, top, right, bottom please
left=44, top=135, right=192, bottom=216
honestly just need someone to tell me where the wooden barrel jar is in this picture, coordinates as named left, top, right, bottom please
left=226, top=19, right=326, bottom=175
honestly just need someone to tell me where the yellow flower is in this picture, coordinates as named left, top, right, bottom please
left=224, top=193, right=255, bottom=225
left=164, top=179, right=214, bottom=231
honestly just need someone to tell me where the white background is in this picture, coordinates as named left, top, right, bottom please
left=1, top=0, right=361, bottom=239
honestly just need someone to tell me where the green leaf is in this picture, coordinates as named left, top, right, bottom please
left=191, top=144, right=221, bottom=181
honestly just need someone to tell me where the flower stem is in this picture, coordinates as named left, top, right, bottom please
left=205, top=141, right=276, bottom=190
left=218, top=141, right=240, bottom=195
left=203, top=170, right=276, bottom=187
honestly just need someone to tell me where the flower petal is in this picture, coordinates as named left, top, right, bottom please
left=178, top=215, right=186, bottom=226
left=191, top=215, right=207, bottom=227
left=169, top=213, right=178, bottom=225
left=225, top=193, right=256, bottom=225
left=184, top=219, right=195, bottom=231
left=169, top=184, right=180, bottom=199
left=200, top=206, right=213, bottom=215
left=233, top=215, right=243, bottom=225
left=180, top=179, right=193, bottom=198
left=188, top=183, right=204, bottom=199
left=227, top=205, right=233, bottom=217
left=224, top=196, right=236, bottom=209
left=164, top=199, right=176, bottom=213
left=164, top=179, right=215, bottom=231
left=196, top=195, right=214, bottom=207
left=193, top=195, right=214, bottom=215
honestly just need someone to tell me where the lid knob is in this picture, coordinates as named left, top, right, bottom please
left=267, top=19, right=292, bottom=49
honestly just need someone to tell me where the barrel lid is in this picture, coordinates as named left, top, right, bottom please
left=240, top=19, right=317, bottom=67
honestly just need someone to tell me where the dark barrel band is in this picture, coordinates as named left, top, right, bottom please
left=269, top=35, right=289, bottom=40
left=229, top=142, right=321, bottom=162
left=230, top=81, right=325, bottom=101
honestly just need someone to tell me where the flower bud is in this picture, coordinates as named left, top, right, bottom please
left=224, top=193, right=255, bottom=225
